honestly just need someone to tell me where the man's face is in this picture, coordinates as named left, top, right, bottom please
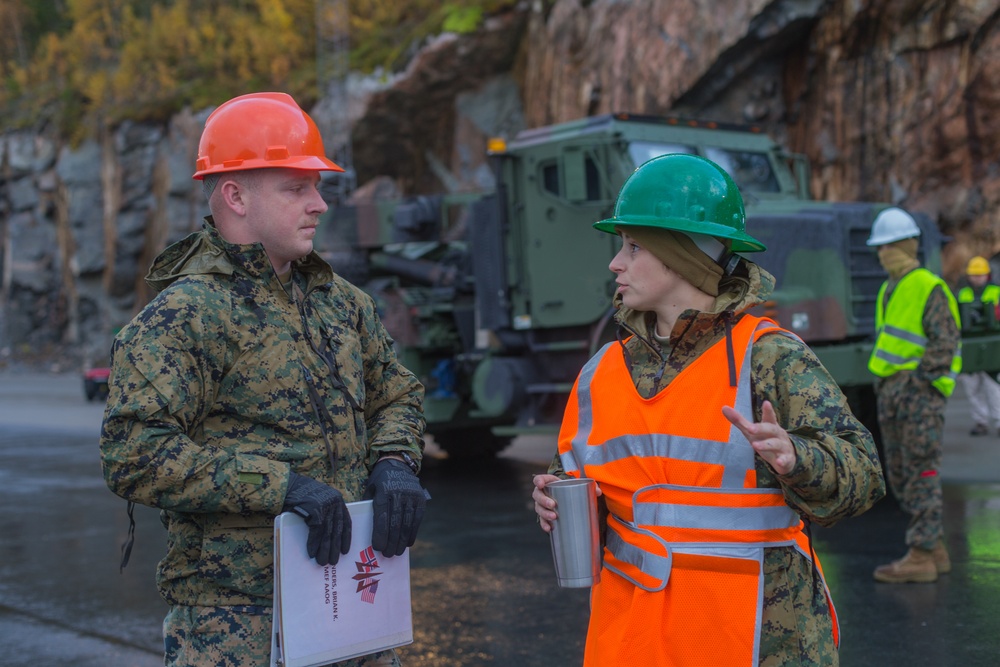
left=609, top=230, right=684, bottom=312
left=969, top=273, right=989, bottom=287
left=234, top=168, right=328, bottom=273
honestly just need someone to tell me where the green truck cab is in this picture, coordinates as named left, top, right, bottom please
left=319, top=113, right=1000, bottom=457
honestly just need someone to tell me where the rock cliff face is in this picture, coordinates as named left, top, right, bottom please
left=1, top=0, right=998, bottom=365
left=792, top=0, right=1000, bottom=278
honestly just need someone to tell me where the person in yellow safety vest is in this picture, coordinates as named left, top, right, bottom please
left=957, top=255, right=1000, bottom=436
left=531, top=154, right=885, bottom=666
left=865, top=207, right=962, bottom=584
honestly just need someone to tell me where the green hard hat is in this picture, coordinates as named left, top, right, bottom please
left=594, top=153, right=766, bottom=252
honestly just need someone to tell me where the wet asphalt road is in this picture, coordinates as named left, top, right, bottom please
left=1, top=370, right=999, bottom=666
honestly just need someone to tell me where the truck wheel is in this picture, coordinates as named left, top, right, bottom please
left=84, top=380, right=97, bottom=402
left=845, top=384, right=882, bottom=446
left=433, top=428, right=512, bottom=459
left=844, top=384, right=887, bottom=478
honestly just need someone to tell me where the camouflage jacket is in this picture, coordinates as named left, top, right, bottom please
left=100, top=220, right=425, bottom=607
left=550, top=259, right=885, bottom=666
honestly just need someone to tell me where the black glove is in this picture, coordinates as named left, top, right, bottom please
left=282, top=472, right=352, bottom=566
left=364, top=458, right=428, bottom=557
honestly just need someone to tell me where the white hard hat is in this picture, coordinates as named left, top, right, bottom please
left=866, top=207, right=921, bottom=246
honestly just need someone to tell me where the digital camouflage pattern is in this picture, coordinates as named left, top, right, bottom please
left=163, top=605, right=401, bottom=667
left=874, top=279, right=960, bottom=550
left=100, top=220, right=425, bottom=666
left=549, top=259, right=885, bottom=666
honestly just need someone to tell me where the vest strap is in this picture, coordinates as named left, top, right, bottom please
left=605, top=520, right=673, bottom=592
left=635, top=497, right=800, bottom=532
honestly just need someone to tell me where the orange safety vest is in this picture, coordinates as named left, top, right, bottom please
left=557, top=315, right=838, bottom=667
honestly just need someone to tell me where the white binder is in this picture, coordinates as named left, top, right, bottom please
left=270, top=501, right=413, bottom=667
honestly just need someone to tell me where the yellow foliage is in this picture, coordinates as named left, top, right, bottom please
left=1, top=0, right=516, bottom=137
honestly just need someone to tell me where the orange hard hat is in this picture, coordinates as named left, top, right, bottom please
left=967, top=256, right=991, bottom=276
left=192, top=92, right=343, bottom=180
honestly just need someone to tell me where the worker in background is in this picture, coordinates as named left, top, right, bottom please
left=957, top=256, right=1000, bottom=436
left=866, top=207, right=961, bottom=584
left=532, top=154, right=885, bottom=665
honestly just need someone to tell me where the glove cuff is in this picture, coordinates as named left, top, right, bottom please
left=281, top=471, right=310, bottom=513
left=377, top=451, right=420, bottom=474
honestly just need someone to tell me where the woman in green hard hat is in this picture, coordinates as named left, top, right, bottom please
left=532, top=154, right=885, bottom=666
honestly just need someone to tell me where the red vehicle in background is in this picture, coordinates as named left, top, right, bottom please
left=83, top=367, right=110, bottom=402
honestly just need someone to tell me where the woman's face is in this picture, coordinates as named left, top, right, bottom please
left=608, top=231, right=684, bottom=312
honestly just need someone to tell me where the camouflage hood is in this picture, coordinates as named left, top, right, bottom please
left=145, top=217, right=334, bottom=293
left=613, top=257, right=777, bottom=338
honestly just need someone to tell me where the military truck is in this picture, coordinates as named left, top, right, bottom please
left=317, top=112, right=1000, bottom=457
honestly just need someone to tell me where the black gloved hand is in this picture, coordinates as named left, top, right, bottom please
left=282, top=472, right=352, bottom=566
left=363, top=458, right=428, bottom=557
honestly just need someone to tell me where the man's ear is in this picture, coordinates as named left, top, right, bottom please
left=218, top=178, right=248, bottom=216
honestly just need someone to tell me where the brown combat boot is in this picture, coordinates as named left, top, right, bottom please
left=873, top=547, right=938, bottom=583
left=932, top=540, right=951, bottom=574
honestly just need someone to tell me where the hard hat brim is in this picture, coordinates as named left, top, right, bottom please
left=593, top=216, right=767, bottom=253
left=865, top=233, right=920, bottom=247
left=193, top=155, right=344, bottom=180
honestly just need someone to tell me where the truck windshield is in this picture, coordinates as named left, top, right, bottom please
left=627, top=141, right=780, bottom=194
left=628, top=141, right=695, bottom=166
left=703, top=147, right=779, bottom=193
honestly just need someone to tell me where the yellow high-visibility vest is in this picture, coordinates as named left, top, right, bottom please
left=958, top=284, right=1000, bottom=305
left=869, top=268, right=962, bottom=396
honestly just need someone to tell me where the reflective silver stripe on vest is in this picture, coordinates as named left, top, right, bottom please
left=634, top=487, right=799, bottom=531
left=560, top=341, right=615, bottom=476
left=947, top=345, right=963, bottom=380
left=607, top=516, right=803, bottom=593
left=580, top=433, right=754, bottom=486
left=882, top=324, right=928, bottom=346
left=604, top=521, right=673, bottom=592
left=873, top=348, right=921, bottom=366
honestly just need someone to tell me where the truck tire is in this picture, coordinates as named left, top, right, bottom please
left=844, top=384, right=888, bottom=479
left=433, top=428, right=512, bottom=459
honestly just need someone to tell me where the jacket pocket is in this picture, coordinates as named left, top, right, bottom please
left=198, top=512, right=275, bottom=600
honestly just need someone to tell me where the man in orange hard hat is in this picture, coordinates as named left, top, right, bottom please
left=100, top=92, right=427, bottom=666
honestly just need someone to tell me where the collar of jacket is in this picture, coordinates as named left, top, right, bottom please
left=144, top=217, right=335, bottom=294
left=883, top=263, right=924, bottom=291
left=612, top=258, right=775, bottom=353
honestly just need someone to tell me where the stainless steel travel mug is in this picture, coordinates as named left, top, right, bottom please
left=546, top=477, right=601, bottom=588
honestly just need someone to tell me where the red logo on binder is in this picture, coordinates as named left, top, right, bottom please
left=352, top=546, right=382, bottom=604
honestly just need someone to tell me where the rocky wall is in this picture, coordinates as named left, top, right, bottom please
left=2, top=0, right=999, bottom=366
left=0, top=110, right=211, bottom=368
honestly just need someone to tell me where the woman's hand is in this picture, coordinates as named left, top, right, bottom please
left=532, top=474, right=561, bottom=533
left=722, top=400, right=797, bottom=475
left=532, top=473, right=603, bottom=532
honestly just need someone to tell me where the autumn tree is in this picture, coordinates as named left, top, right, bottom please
left=1, top=0, right=511, bottom=139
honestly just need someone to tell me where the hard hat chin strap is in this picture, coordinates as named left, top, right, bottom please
left=686, top=231, right=739, bottom=276
left=687, top=231, right=726, bottom=262
left=720, top=252, right=741, bottom=277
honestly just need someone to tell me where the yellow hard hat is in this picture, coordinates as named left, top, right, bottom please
left=967, top=256, right=990, bottom=276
